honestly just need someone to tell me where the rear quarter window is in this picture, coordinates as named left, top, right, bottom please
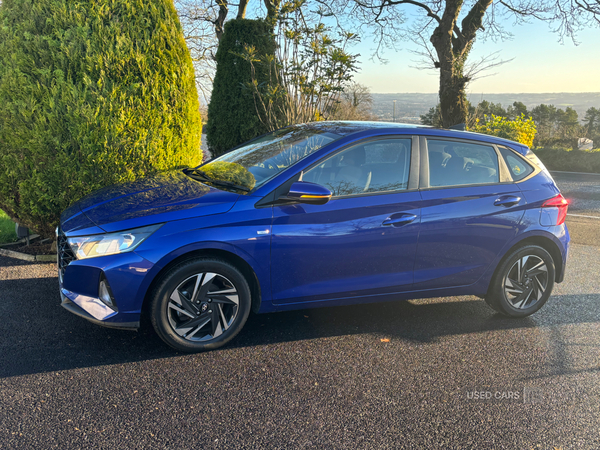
left=498, top=147, right=534, bottom=181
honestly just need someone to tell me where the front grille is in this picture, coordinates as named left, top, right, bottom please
left=57, top=229, right=75, bottom=283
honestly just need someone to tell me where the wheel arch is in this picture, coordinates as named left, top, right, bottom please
left=516, top=236, right=563, bottom=282
left=140, top=248, right=263, bottom=326
left=489, top=233, right=564, bottom=294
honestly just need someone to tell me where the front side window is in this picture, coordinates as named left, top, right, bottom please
left=427, top=139, right=500, bottom=187
left=302, top=138, right=411, bottom=196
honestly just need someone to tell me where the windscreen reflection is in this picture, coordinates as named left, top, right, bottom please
left=201, top=125, right=342, bottom=192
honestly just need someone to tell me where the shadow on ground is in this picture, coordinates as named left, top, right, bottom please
left=1, top=272, right=598, bottom=378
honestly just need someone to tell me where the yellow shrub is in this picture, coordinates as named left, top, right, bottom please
left=469, top=114, right=537, bottom=148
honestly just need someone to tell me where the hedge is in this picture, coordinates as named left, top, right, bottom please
left=205, top=19, right=276, bottom=157
left=469, top=114, right=537, bottom=148
left=0, top=0, right=202, bottom=239
left=532, top=148, right=600, bottom=174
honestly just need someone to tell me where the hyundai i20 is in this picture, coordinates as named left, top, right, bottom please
left=57, top=122, right=569, bottom=352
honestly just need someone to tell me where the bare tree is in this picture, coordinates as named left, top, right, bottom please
left=175, top=0, right=223, bottom=104
left=329, top=82, right=378, bottom=120
left=322, top=0, right=600, bottom=127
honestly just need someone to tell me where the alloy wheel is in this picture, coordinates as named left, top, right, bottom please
left=167, top=272, right=239, bottom=341
left=503, top=255, right=548, bottom=310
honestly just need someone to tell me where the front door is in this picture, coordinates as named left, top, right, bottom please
left=270, top=137, right=421, bottom=305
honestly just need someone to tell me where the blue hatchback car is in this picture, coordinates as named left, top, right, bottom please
left=57, top=122, right=569, bottom=352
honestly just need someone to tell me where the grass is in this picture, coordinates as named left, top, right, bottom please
left=0, top=210, right=18, bottom=245
left=533, top=147, right=600, bottom=174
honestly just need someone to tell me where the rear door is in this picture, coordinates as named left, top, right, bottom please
left=413, top=137, right=525, bottom=290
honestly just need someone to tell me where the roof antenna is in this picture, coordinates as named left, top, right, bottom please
left=448, top=123, right=466, bottom=131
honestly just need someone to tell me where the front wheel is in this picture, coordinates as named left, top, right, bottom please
left=150, top=258, right=251, bottom=352
left=485, top=245, right=556, bottom=317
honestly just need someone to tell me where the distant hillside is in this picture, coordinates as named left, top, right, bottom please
left=371, top=92, right=600, bottom=124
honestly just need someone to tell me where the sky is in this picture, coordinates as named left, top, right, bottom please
left=353, top=19, right=600, bottom=94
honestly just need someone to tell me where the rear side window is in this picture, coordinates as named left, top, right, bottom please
left=498, top=147, right=534, bottom=181
left=427, top=139, right=499, bottom=187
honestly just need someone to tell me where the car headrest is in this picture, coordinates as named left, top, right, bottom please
left=445, top=156, right=467, bottom=171
left=344, top=146, right=366, bottom=166
left=429, top=151, right=452, bottom=167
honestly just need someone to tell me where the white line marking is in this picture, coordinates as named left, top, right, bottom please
left=551, top=171, right=600, bottom=176
left=568, top=214, right=600, bottom=219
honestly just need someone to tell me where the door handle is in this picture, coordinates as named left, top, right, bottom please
left=382, top=213, right=417, bottom=227
left=494, top=195, right=521, bottom=208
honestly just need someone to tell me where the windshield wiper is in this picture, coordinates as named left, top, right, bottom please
left=183, top=168, right=251, bottom=192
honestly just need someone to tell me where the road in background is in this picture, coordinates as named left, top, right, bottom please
left=552, top=171, right=600, bottom=218
left=552, top=171, right=600, bottom=247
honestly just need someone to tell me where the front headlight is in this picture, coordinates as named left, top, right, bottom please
left=67, top=224, right=162, bottom=260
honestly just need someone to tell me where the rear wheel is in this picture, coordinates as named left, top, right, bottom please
left=485, top=245, right=555, bottom=317
left=150, top=258, right=251, bottom=352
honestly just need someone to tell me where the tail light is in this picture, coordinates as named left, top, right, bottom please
left=541, top=194, right=569, bottom=225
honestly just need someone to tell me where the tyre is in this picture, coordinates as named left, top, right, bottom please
left=485, top=245, right=555, bottom=317
left=150, top=258, right=251, bottom=352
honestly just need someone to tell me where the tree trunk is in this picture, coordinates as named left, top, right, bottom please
left=429, top=0, right=493, bottom=128
left=429, top=1, right=468, bottom=128
left=214, top=0, right=228, bottom=41
left=438, top=68, right=469, bottom=128
left=237, top=0, right=249, bottom=19
left=264, top=0, right=282, bottom=23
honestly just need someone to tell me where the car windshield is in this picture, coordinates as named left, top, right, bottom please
left=186, top=125, right=342, bottom=194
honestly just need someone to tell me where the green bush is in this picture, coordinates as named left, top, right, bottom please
left=205, top=19, right=276, bottom=157
left=532, top=147, right=600, bottom=174
left=0, top=0, right=202, bottom=239
left=469, top=114, right=537, bottom=148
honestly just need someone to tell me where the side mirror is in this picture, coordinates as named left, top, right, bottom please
left=282, top=181, right=332, bottom=205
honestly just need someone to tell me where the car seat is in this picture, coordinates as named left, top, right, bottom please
left=335, top=146, right=371, bottom=193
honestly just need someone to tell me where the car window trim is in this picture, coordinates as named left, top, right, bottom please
left=494, top=145, right=514, bottom=183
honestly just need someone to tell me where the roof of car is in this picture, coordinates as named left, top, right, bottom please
left=301, top=121, right=429, bottom=135
left=301, top=121, right=529, bottom=154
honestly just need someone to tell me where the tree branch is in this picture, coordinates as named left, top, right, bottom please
left=384, top=0, right=442, bottom=23
left=498, top=0, right=546, bottom=21
left=575, top=0, right=600, bottom=24
left=461, top=0, right=493, bottom=47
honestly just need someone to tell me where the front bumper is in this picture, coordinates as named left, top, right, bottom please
left=60, top=291, right=139, bottom=329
